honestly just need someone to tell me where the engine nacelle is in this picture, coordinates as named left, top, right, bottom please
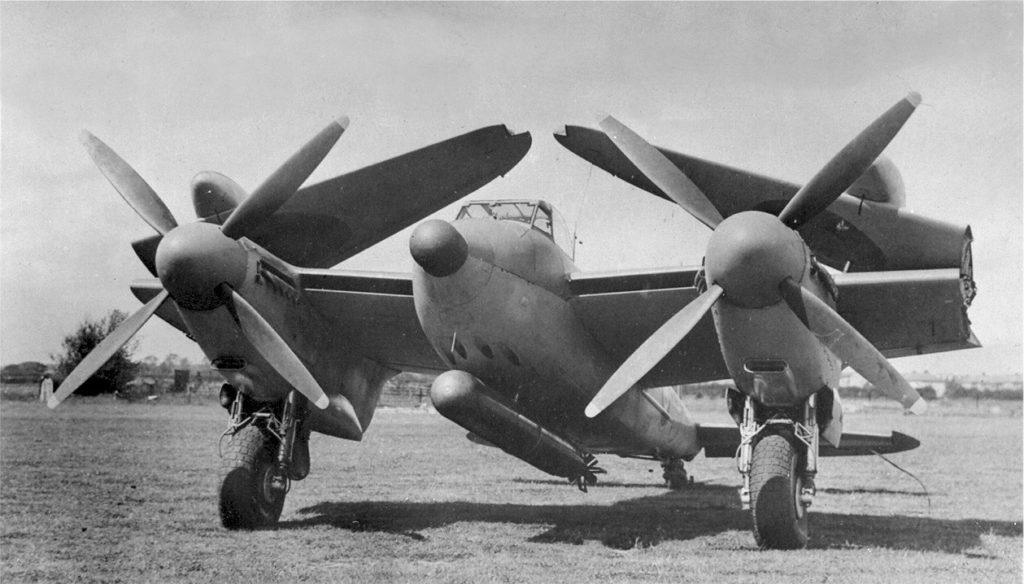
left=430, top=370, right=595, bottom=481
left=847, top=157, right=905, bottom=207
left=191, top=171, right=247, bottom=223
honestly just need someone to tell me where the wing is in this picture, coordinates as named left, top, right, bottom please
left=568, top=267, right=731, bottom=387
left=131, top=279, right=189, bottom=335
left=568, top=265, right=978, bottom=387
left=833, top=268, right=980, bottom=358
left=131, top=126, right=531, bottom=273
left=133, top=271, right=445, bottom=373
left=296, top=269, right=446, bottom=373
left=258, top=125, right=531, bottom=268
left=555, top=125, right=971, bottom=273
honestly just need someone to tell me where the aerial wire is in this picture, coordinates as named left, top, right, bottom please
left=871, top=449, right=931, bottom=515
left=571, top=163, right=594, bottom=257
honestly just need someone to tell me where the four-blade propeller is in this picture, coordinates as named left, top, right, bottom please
left=587, top=93, right=926, bottom=418
left=52, top=120, right=355, bottom=422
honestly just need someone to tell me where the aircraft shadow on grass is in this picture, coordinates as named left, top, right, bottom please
left=285, top=483, right=1022, bottom=553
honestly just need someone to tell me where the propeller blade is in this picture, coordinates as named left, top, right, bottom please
left=226, top=289, right=344, bottom=419
left=49, top=289, right=170, bottom=409
left=777, top=92, right=921, bottom=229
left=80, top=131, right=179, bottom=236
left=779, top=278, right=926, bottom=414
left=221, top=117, right=350, bottom=239
left=586, top=284, right=724, bottom=418
left=599, top=116, right=724, bottom=229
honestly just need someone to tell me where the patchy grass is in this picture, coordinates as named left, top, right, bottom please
left=0, top=398, right=1020, bottom=583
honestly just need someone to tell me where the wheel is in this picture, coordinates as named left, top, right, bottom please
left=749, top=432, right=808, bottom=549
left=662, top=459, right=689, bottom=490
left=219, top=425, right=285, bottom=529
left=665, top=473, right=689, bottom=490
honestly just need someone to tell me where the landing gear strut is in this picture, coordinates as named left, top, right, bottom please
left=218, top=389, right=310, bottom=529
left=736, top=393, right=819, bottom=549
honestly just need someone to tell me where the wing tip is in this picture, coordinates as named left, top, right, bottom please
left=596, top=113, right=618, bottom=132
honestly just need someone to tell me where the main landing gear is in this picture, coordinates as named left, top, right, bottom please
left=735, top=392, right=819, bottom=549
left=218, top=386, right=311, bottom=529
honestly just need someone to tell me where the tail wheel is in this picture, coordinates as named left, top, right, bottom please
left=749, top=432, right=809, bottom=549
left=219, top=425, right=285, bottom=529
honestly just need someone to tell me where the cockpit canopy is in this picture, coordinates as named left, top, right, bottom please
left=456, top=199, right=574, bottom=257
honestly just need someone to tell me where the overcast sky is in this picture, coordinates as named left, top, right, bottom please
left=2, top=2, right=1021, bottom=376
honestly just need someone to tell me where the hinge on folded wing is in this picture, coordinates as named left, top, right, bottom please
left=255, top=259, right=301, bottom=304
left=960, top=229, right=977, bottom=309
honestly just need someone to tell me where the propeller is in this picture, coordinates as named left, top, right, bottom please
left=778, top=278, right=927, bottom=414
left=55, top=119, right=353, bottom=417
left=586, top=94, right=924, bottom=418
left=598, top=116, right=723, bottom=229
left=80, top=131, right=178, bottom=236
left=223, top=288, right=343, bottom=421
left=221, top=117, right=349, bottom=239
left=777, top=92, right=921, bottom=229
left=585, top=284, right=723, bottom=418
left=48, top=290, right=170, bottom=408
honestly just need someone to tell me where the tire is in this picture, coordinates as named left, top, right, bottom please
left=219, top=425, right=285, bottom=529
left=749, top=432, right=808, bottom=549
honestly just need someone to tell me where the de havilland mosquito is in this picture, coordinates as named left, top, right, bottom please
left=53, top=93, right=977, bottom=549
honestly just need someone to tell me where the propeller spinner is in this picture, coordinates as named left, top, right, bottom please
left=52, top=119, right=355, bottom=418
left=587, top=93, right=926, bottom=417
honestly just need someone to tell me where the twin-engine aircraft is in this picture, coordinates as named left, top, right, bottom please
left=55, top=93, right=977, bottom=549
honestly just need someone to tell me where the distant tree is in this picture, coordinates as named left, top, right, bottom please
left=917, top=385, right=938, bottom=401
left=945, top=378, right=966, bottom=399
left=140, top=355, right=160, bottom=375
left=52, top=311, right=139, bottom=396
left=159, top=353, right=181, bottom=375
left=0, top=361, right=50, bottom=383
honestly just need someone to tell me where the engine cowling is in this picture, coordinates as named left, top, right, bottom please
left=191, top=171, right=247, bottom=223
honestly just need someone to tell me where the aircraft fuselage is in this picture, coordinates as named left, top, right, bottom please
left=412, top=216, right=701, bottom=458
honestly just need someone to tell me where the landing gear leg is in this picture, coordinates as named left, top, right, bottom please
left=272, top=390, right=311, bottom=490
left=749, top=431, right=809, bottom=549
left=737, top=395, right=758, bottom=509
left=662, top=458, right=691, bottom=490
left=219, top=423, right=286, bottom=529
left=743, top=394, right=819, bottom=550
left=218, top=391, right=305, bottom=530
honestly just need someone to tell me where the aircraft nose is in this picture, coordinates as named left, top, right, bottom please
left=155, top=222, right=248, bottom=310
left=410, top=219, right=469, bottom=278
left=704, top=211, right=805, bottom=308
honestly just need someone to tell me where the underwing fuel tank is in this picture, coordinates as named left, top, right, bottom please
left=430, top=370, right=596, bottom=482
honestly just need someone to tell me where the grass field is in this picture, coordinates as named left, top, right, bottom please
left=1, top=393, right=1020, bottom=583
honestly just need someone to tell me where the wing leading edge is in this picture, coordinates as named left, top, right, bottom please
left=568, top=267, right=730, bottom=388
left=297, top=269, right=446, bottom=374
